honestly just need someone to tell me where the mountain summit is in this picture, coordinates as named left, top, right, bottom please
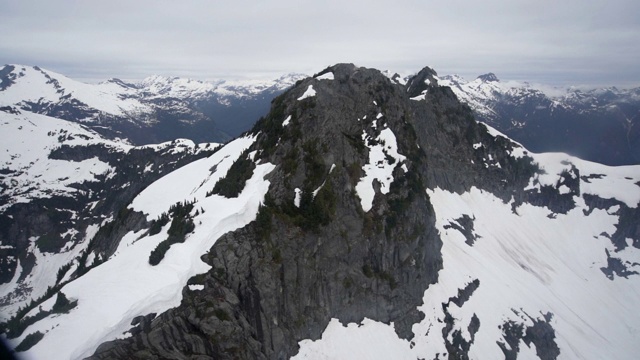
left=1, top=64, right=639, bottom=359
left=476, top=73, right=499, bottom=82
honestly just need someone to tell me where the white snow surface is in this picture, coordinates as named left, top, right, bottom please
left=130, top=136, right=256, bottom=219
left=316, top=72, right=334, bottom=80
left=297, top=85, right=316, bottom=100
left=0, top=107, right=220, bottom=322
left=15, top=135, right=275, bottom=360
left=293, top=318, right=413, bottom=359
left=355, top=126, right=407, bottom=212
left=294, top=188, right=302, bottom=208
left=0, top=109, right=217, bottom=213
left=0, top=223, right=100, bottom=322
left=0, top=110, right=128, bottom=212
left=410, top=91, right=427, bottom=101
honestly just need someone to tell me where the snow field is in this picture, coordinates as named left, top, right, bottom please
left=416, top=187, right=640, bottom=359
left=0, top=109, right=222, bottom=322
left=292, top=319, right=413, bottom=359
left=130, top=136, right=256, bottom=220
left=0, top=110, right=128, bottom=211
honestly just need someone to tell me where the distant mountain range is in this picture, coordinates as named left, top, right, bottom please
left=438, top=73, right=640, bottom=165
left=0, top=64, right=305, bottom=145
left=3, top=64, right=637, bottom=166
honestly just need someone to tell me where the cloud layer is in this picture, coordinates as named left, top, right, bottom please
left=1, top=0, right=638, bottom=86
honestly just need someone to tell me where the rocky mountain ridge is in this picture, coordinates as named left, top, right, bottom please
left=1, top=64, right=639, bottom=360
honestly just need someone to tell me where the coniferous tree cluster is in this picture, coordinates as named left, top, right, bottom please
left=148, top=201, right=196, bottom=266
left=207, top=151, right=256, bottom=198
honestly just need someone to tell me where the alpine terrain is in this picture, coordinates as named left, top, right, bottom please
left=1, top=64, right=639, bottom=360
left=0, top=64, right=304, bottom=145
left=439, top=74, right=640, bottom=166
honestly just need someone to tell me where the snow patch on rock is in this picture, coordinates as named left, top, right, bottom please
left=355, top=127, right=407, bottom=212
left=297, top=85, right=316, bottom=100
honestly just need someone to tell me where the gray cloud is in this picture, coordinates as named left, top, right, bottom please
left=1, top=0, right=638, bottom=86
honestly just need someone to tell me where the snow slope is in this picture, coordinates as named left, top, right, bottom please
left=294, top=127, right=640, bottom=359
left=11, top=136, right=275, bottom=360
left=0, top=109, right=129, bottom=212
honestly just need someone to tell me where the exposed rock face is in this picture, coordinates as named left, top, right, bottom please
left=476, top=73, right=499, bottom=82
left=89, top=64, right=544, bottom=359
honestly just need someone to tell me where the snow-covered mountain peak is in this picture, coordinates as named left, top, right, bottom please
left=438, top=73, right=466, bottom=85
left=438, top=72, right=555, bottom=121
left=213, top=72, right=306, bottom=98
left=0, top=64, right=148, bottom=117
left=273, top=72, right=307, bottom=88
left=138, top=75, right=220, bottom=100
left=0, top=64, right=307, bottom=144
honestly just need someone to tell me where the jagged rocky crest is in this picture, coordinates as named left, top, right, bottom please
left=88, top=64, right=551, bottom=359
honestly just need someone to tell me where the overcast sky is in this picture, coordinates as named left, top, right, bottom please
left=1, top=0, right=638, bottom=87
